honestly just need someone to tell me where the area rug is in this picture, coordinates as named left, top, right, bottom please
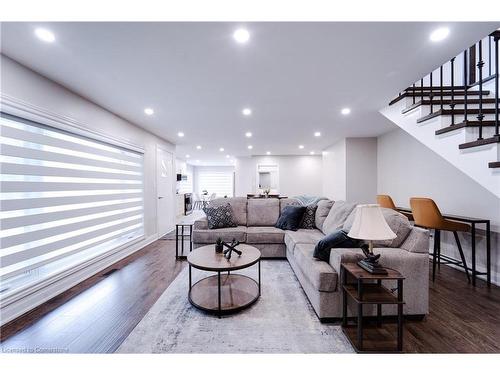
left=117, top=260, right=353, bottom=353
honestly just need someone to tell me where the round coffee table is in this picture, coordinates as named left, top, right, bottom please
left=187, top=244, right=261, bottom=316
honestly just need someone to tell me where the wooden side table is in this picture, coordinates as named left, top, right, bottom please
left=341, top=263, right=405, bottom=353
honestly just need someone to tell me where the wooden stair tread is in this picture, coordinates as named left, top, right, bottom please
left=435, top=121, right=498, bottom=135
left=405, top=85, right=468, bottom=91
left=417, top=109, right=499, bottom=123
left=459, top=135, right=500, bottom=149
left=402, top=100, right=498, bottom=114
left=489, top=161, right=500, bottom=168
left=389, top=90, right=490, bottom=105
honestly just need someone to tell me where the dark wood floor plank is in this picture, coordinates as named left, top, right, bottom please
left=1, top=239, right=499, bottom=353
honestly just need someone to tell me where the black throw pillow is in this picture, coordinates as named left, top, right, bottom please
left=300, top=204, right=317, bottom=229
left=275, top=206, right=306, bottom=231
left=313, top=230, right=361, bottom=262
left=203, top=203, right=237, bottom=229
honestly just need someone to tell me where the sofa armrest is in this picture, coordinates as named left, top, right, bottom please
left=194, top=217, right=208, bottom=230
left=400, top=227, right=430, bottom=254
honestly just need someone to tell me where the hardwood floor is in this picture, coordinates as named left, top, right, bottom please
left=1, top=239, right=499, bottom=353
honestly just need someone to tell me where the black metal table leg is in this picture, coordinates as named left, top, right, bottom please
left=486, top=221, right=491, bottom=287
left=175, top=225, right=179, bottom=259
left=357, top=279, right=363, bottom=351
left=258, top=260, right=261, bottom=296
left=189, top=224, right=193, bottom=253
left=218, top=271, right=221, bottom=317
left=342, top=266, right=347, bottom=327
left=397, top=279, right=403, bottom=352
left=471, top=223, right=476, bottom=286
left=189, top=265, right=192, bottom=291
left=377, top=279, right=382, bottom=327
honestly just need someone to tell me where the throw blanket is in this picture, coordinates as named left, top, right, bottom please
left=293, top=195, right=329, bottom=206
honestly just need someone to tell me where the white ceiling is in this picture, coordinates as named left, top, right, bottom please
left=1, top=22, right=498, bottom=165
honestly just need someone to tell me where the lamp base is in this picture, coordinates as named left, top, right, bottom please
left=357, top=260, right=388, bottom=275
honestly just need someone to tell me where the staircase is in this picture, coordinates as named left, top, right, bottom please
left=381, top=30, right=500, bottom=198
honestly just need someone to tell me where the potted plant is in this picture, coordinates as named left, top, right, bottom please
left=215, top=237, right=223, bottom=253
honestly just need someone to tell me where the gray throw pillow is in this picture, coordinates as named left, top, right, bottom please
left=203, top=203, right=237, bottom=229
left=300, top=204, right=317, bottom=229
left=322, top=201, right=357, bottom=235
left=315, top=199, right=334, bottom=230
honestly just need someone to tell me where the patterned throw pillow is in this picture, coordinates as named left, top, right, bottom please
left=300, top=204, right=317, bottom=229
left=203, top=203, right=237, bottom=229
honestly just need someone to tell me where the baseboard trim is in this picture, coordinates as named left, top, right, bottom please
left=0, top=234, right=158, bottom=326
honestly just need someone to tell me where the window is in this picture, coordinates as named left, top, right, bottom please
left=0, top=113, right=144, bottom=295
left=195, top=167, right=234, bottom=198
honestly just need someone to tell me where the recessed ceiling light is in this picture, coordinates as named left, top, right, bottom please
left=219, top=147, right=224, bottom=152
left=314, top=132, right=321, bottom=137
left=341, top=108, right=351, bottom=115
left=34, top=28, right=55, bottom=43
left=144, top=108, right=154, bottom=116
left=248, top=145, right=253, bottom=150
left=242, top=108, right=252, bottom=116
left=310, top=151, right=315, bottom=155
left=298, top=145, right=304, bottom=149
left=196, top=145, right=202, bottom=150
left=195, top=159, right=200, bottom=163
left=233, top=28, right=250, bottom=44
left=266, top=151, right=271, bottom=155
left=177, top=132, right=185, bottom=137
left=430, top=27, right=450, bottom=42
left=185, top=154, right=190, bottom=158
left=226, top=155, right=230, bottom=158
left=245, top=131, right=252, bottom=138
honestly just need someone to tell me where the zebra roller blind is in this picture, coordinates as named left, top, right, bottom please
left=0, top=113, right=144, bottom=290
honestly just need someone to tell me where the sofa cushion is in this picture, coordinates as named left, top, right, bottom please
left=246, top=227, right=285, bottom=244
left=322, top=201, right=357, bottom=235
left=192, top=226, right=247, bottom=243
left=293, top=243, right=337, bottom=292
left=208, top=197, right=247, bottom=226
left=374, top=208, right=412, bottom=248
left=279, top=198, right=301, bottom=213
left=315, top=199, right=334, bottom=230
left=203, top=203, right=237, bottom=229
left=247, top=198, right=280, bottom=226
left=300, top=204, right=317, bottom=229
left=275, top=205, right=306, bottom=231
left=284, top=229, right=324, bottom=253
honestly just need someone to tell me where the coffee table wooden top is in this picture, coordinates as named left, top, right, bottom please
left=187, top=244, right=261, bottom=272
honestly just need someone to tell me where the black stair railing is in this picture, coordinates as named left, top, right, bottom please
left=420, top=78, right=424, bottom=103
left=440, top=65, right=444, bottom=111
left=412, top=83, right=416, bottom=104
left=477, top=40, right=485, bottom=140
left=429, top=71, right=434, bottom=114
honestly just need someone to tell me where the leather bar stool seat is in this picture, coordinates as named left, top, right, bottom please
left=377, top=194, right=414, bottom=221
left=410, top=197, right=470, bottom=283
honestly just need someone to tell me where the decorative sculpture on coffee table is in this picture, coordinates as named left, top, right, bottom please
left=215, top=237, right=224, bottom=253
left=222, top=238, right=242, bottom=260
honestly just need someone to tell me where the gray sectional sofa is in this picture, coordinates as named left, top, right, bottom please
left=193, top=197, right=429, bottom=320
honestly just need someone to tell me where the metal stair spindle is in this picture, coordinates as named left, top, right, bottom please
left=478, top=40, right=484, bottom=140
left=412, top=83, right=416, bottom=104
left=463, top=50, right=468, bottom=124
left=493, top=32, right=499, bottom=137
left=429, top=72, right=433, bottom=114
left=450, top=57, right=456, bottom=125
left=420, top=78, right=424, bottom=103
left=440, top=65, right=443, bottom=111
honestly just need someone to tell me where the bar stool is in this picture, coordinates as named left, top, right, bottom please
left=409, top=197, right=471, bottom=283
left=376, top=194, right=413, bottom=221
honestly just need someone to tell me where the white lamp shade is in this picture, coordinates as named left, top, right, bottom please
left=347, top=204, right=396, bottom=241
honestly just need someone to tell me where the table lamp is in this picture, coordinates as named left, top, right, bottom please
left=347, top=204, right=396, bottom=274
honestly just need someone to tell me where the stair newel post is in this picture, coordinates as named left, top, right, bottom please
left=493, top=32, right=499, bottom=137
left=463, top=50, right=468, bottom=124
left=478, top=39, right=485, bottom=140
left=429, top=72, right=433, bottom=114
left=450, top=57, right=456, bottom=126
left=420, top=78, right=424, bottom=103
left=440, top=65, right=443, bottom=111
left=412, top=83, right=416, bottom=104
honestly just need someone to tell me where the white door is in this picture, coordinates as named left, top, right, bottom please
left=157, top=147, right=174, bottom=237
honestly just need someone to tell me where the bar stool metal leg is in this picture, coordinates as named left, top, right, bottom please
left=453, top=231, right=471, bottom=283
left=432, top=229, right=439, bottom=281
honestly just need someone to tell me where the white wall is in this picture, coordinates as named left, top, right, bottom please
left=235, top=155, right=323, bottom=197
left=378, top=128, right=500, bottom=285
left=0, top=55, right=177, bottom=323
left=322, top=138, right=377, bottom=203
